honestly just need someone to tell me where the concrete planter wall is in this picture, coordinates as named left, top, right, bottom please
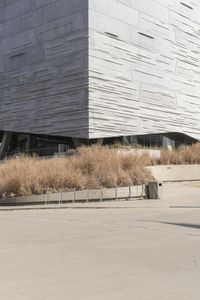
left=148, top=165, right=200, bottom=182
left=0, top=185, right=146, bottom=206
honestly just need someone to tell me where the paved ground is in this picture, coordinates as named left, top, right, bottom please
left=0, top=182, right=200, bottom=300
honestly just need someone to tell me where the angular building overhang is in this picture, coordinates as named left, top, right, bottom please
left=0, top=0, right=200, bottom=142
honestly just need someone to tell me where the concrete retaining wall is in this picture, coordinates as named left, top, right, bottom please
left=117, top=149, right=161, bottom=159
left=0, top=185, right=146, bottom=206
left=148, top=165, right=200, bottom=182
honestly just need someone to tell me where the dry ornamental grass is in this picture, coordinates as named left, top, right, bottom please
left=158, top=143, right=200, bottom=165
left=0, top=146, right=153, bottom=198
left=0, top=143, right=199, bottom=198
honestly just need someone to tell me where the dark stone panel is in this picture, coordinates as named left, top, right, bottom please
left=0, top=0, right=89, bottom=138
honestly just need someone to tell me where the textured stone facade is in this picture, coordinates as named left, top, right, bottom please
left=89, top=0, right=200, bottom=140
left=0, top=0, right=200, bottom=140
left=0, top=0, right=88, bottom=138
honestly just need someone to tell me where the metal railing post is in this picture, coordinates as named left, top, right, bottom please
left=73, top=188, right=76, bottom=204
left=45, top=187, right=49, bottom=205
left=128, top=186, right=133, bottom=201
left=86, top=187, right=89, bottom=203
left=100, top=187, right=103, bottom=202
left=115, top=186, right=118, bottom=201
left=60, top=188, right=63, bottom=204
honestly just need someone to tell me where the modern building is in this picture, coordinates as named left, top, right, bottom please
left=0, top=0, right=200, bottom=156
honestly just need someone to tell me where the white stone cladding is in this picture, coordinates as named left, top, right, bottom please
left=89, top=0, right=200, bottom=140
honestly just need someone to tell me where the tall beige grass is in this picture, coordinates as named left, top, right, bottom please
left=1, top=143, right=199, bottom=198
left=0, top=146, right=152, bottom=198
left=158, top=143, right=200, bottom=165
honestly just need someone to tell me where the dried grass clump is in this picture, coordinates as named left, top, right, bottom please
left=0, top=146, right=152, bottom=198
left=158, top=143, right=200, bottom=165
left=1, top=143, right=199, bottom=198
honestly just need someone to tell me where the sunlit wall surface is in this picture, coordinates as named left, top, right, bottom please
left=89, top=0, right=200, bottom=140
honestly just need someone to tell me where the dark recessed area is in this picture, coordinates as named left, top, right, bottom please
left=180, top=2, right=193, bottom=9
left=138, top=32, right=154, bottom=39
left=105, top=32, right=119, bottom=38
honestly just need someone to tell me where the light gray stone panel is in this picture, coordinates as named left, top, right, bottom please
left=88, top=0, right=200, bottom=140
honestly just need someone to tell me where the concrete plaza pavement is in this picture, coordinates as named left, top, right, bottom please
left=0, top=182, right=200, bottom=299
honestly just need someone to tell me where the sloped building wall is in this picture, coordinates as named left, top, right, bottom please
left=0, top=0, right=89, bottom=138
left=89, top=0, right=200, bottom=140
left=1, top=0, right=200, bottom=142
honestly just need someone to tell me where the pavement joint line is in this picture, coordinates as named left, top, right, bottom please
left=170, top=206, right=200, bottom=208
left=0, top=206, right=167, bottom=212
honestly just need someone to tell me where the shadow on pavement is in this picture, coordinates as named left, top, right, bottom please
left=159, top=222, right=200, bottom=229
left=139, top=220, right=200, bottom=229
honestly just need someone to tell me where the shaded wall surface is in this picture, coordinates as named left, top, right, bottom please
left=0, top=0, right=89, bottom=138
left=89, top=0, right=200, bottom=140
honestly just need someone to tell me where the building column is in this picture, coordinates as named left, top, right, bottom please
left=96, top=138, right=104, bottom=145
left=0, top=132, right=13, bottom=159
left=162, top=136, right=175, bottom=150
left=72, top=138, right=81, bottom=148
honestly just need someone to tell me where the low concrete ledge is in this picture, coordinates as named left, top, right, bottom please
left=0, top=185, right=146, bottom=206
left=148, top=165, right=200, bottom=182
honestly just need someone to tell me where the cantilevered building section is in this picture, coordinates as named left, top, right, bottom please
left=0, top=0, right=200, bottom=156
left=89, top=0, right=200, bottom=141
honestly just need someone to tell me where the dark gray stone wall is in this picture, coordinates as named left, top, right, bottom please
left=0, top=0, right=89, bottom=138
left=89, top=0, right=200, bottom=140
